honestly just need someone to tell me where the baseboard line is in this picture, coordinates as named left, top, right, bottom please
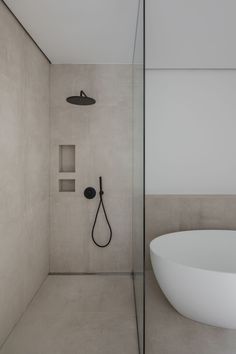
left=48, top=272, right=132, bottom=276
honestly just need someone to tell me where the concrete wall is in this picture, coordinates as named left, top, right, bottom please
left=50, top=64, right=132, bottom=272
left=0, top=2, right=50, bottom=346
left=145, top=195, right=236, bottom=269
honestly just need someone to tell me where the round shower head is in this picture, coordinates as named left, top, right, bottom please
left=66, top=91, right=96, bottom=105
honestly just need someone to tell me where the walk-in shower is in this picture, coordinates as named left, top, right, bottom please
left=0, top=1, right=145, bottom=353
left=66, top=91, right=112, bottom=248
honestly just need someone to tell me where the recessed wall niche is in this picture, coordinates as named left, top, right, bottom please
left=59, top=179, right=75, bottom=192
left=59, top=145, right=75, bottom=172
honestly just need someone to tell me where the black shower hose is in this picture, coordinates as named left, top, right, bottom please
left=91, top=176, right=112, bottom=248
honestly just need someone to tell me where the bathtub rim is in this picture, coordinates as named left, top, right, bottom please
left=150, top=229, right=236, bottom=275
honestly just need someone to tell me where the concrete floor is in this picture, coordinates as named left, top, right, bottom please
left=146, top=271, right=236, bottom=354
left=0, top=275, right=139, bottom=354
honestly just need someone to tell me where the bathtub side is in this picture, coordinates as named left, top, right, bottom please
left=150, top=249, right=236, bottom=329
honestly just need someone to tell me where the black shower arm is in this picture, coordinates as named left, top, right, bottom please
left=80, top=90, right=87, bottom=97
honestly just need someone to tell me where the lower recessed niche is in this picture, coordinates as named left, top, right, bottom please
left=59, top=179, right=75, bottom=192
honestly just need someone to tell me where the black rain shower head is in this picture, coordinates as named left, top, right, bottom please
left=66, top=91, right=96, bottom=106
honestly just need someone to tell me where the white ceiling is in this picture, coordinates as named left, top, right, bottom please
left=5, top=0, right=139, bottom=64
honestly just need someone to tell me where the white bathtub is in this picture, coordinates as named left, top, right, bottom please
left=150, top=230, right=236, bottom=329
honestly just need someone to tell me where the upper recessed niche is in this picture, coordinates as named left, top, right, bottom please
left=59, top=145, right=75, bottom=173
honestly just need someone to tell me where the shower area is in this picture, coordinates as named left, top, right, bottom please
left=0, top=1, right=144, bottom=353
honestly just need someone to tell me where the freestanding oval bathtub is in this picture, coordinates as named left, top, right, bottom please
left=150, top=230, right=236, bottom=329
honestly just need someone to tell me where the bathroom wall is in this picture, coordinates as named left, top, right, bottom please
left=0, top=2, right=50, bottom=346
left=145, top=70, right=236, bottom=267
left=146, top=0, right=236, bottom=69
left=50, top=64, right=132, bottom=273
left=146, top=70, right=236, bottom=195
left=145, top=0, right=236, bottom=269
left=145, top=195, right=236, bottom=269
left=145, top=69, right=236, bottom=267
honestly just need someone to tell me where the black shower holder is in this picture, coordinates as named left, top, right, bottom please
left=91, top=177, right=112, bottom=248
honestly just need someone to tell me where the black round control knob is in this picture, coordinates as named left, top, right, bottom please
left=84, top=187, right=96, bottom=199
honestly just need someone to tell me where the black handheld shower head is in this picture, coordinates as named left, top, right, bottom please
left=66, top=91, right=96, bottom=106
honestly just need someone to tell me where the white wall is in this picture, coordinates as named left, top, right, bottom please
left=146, top=0, right=236, bottom=194
left=146, top=0, right=236, bottom=69
left=146, top=70, right=236, bottom=194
